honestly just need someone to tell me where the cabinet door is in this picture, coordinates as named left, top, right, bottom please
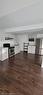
left=15, top=46, right=20, bottom=54
left=28, top=46, right=35, bottom=54
left=2, top=48, right=8, bottom=61
left=31, top=46, right=35, bottom=54
left=41, top=49, right=43, bottom=55
left=28, top=46, right=31, bottom=53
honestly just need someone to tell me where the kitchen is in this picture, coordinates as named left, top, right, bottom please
left=0, top=33, right=43, bottom=62
left=0, top=33, right=20, bottom=61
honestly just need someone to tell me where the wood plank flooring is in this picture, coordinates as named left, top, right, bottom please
left=0, top=52, right=43, bottom=95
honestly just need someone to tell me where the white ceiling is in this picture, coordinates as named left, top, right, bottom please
left=0, top=0, right=43, bottom=34
left=0, top=0, right=39, bottom=17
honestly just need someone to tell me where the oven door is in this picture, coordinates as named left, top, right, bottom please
left=8, top=47, right=14, bottom=57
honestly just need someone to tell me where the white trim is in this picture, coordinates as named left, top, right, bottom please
left=1, top=23, right=43, bottom=34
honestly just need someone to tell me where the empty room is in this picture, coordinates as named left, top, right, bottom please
left=0, top=0, right=43, bottom=95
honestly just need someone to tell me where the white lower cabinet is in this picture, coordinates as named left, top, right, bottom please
left=41, top=49, right=43, bottom=55
left=1, top=48, right=8, bottom=61
left=15, top=46, right=20, bottom=54
left=28, top=46, right=31, bottom=53
left=28, top=46, right=36, bottom=54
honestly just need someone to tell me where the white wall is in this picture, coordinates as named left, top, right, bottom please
left=0, top=33, right=18, bottom=47
left=17, top=33, right=28, bottom=51
left=28, top=34, right=36, bottom=54
left=16, top=33, right=36, bottom=52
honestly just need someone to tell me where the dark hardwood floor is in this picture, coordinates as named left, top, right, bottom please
left=0, top=52, right=43, bottom=95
